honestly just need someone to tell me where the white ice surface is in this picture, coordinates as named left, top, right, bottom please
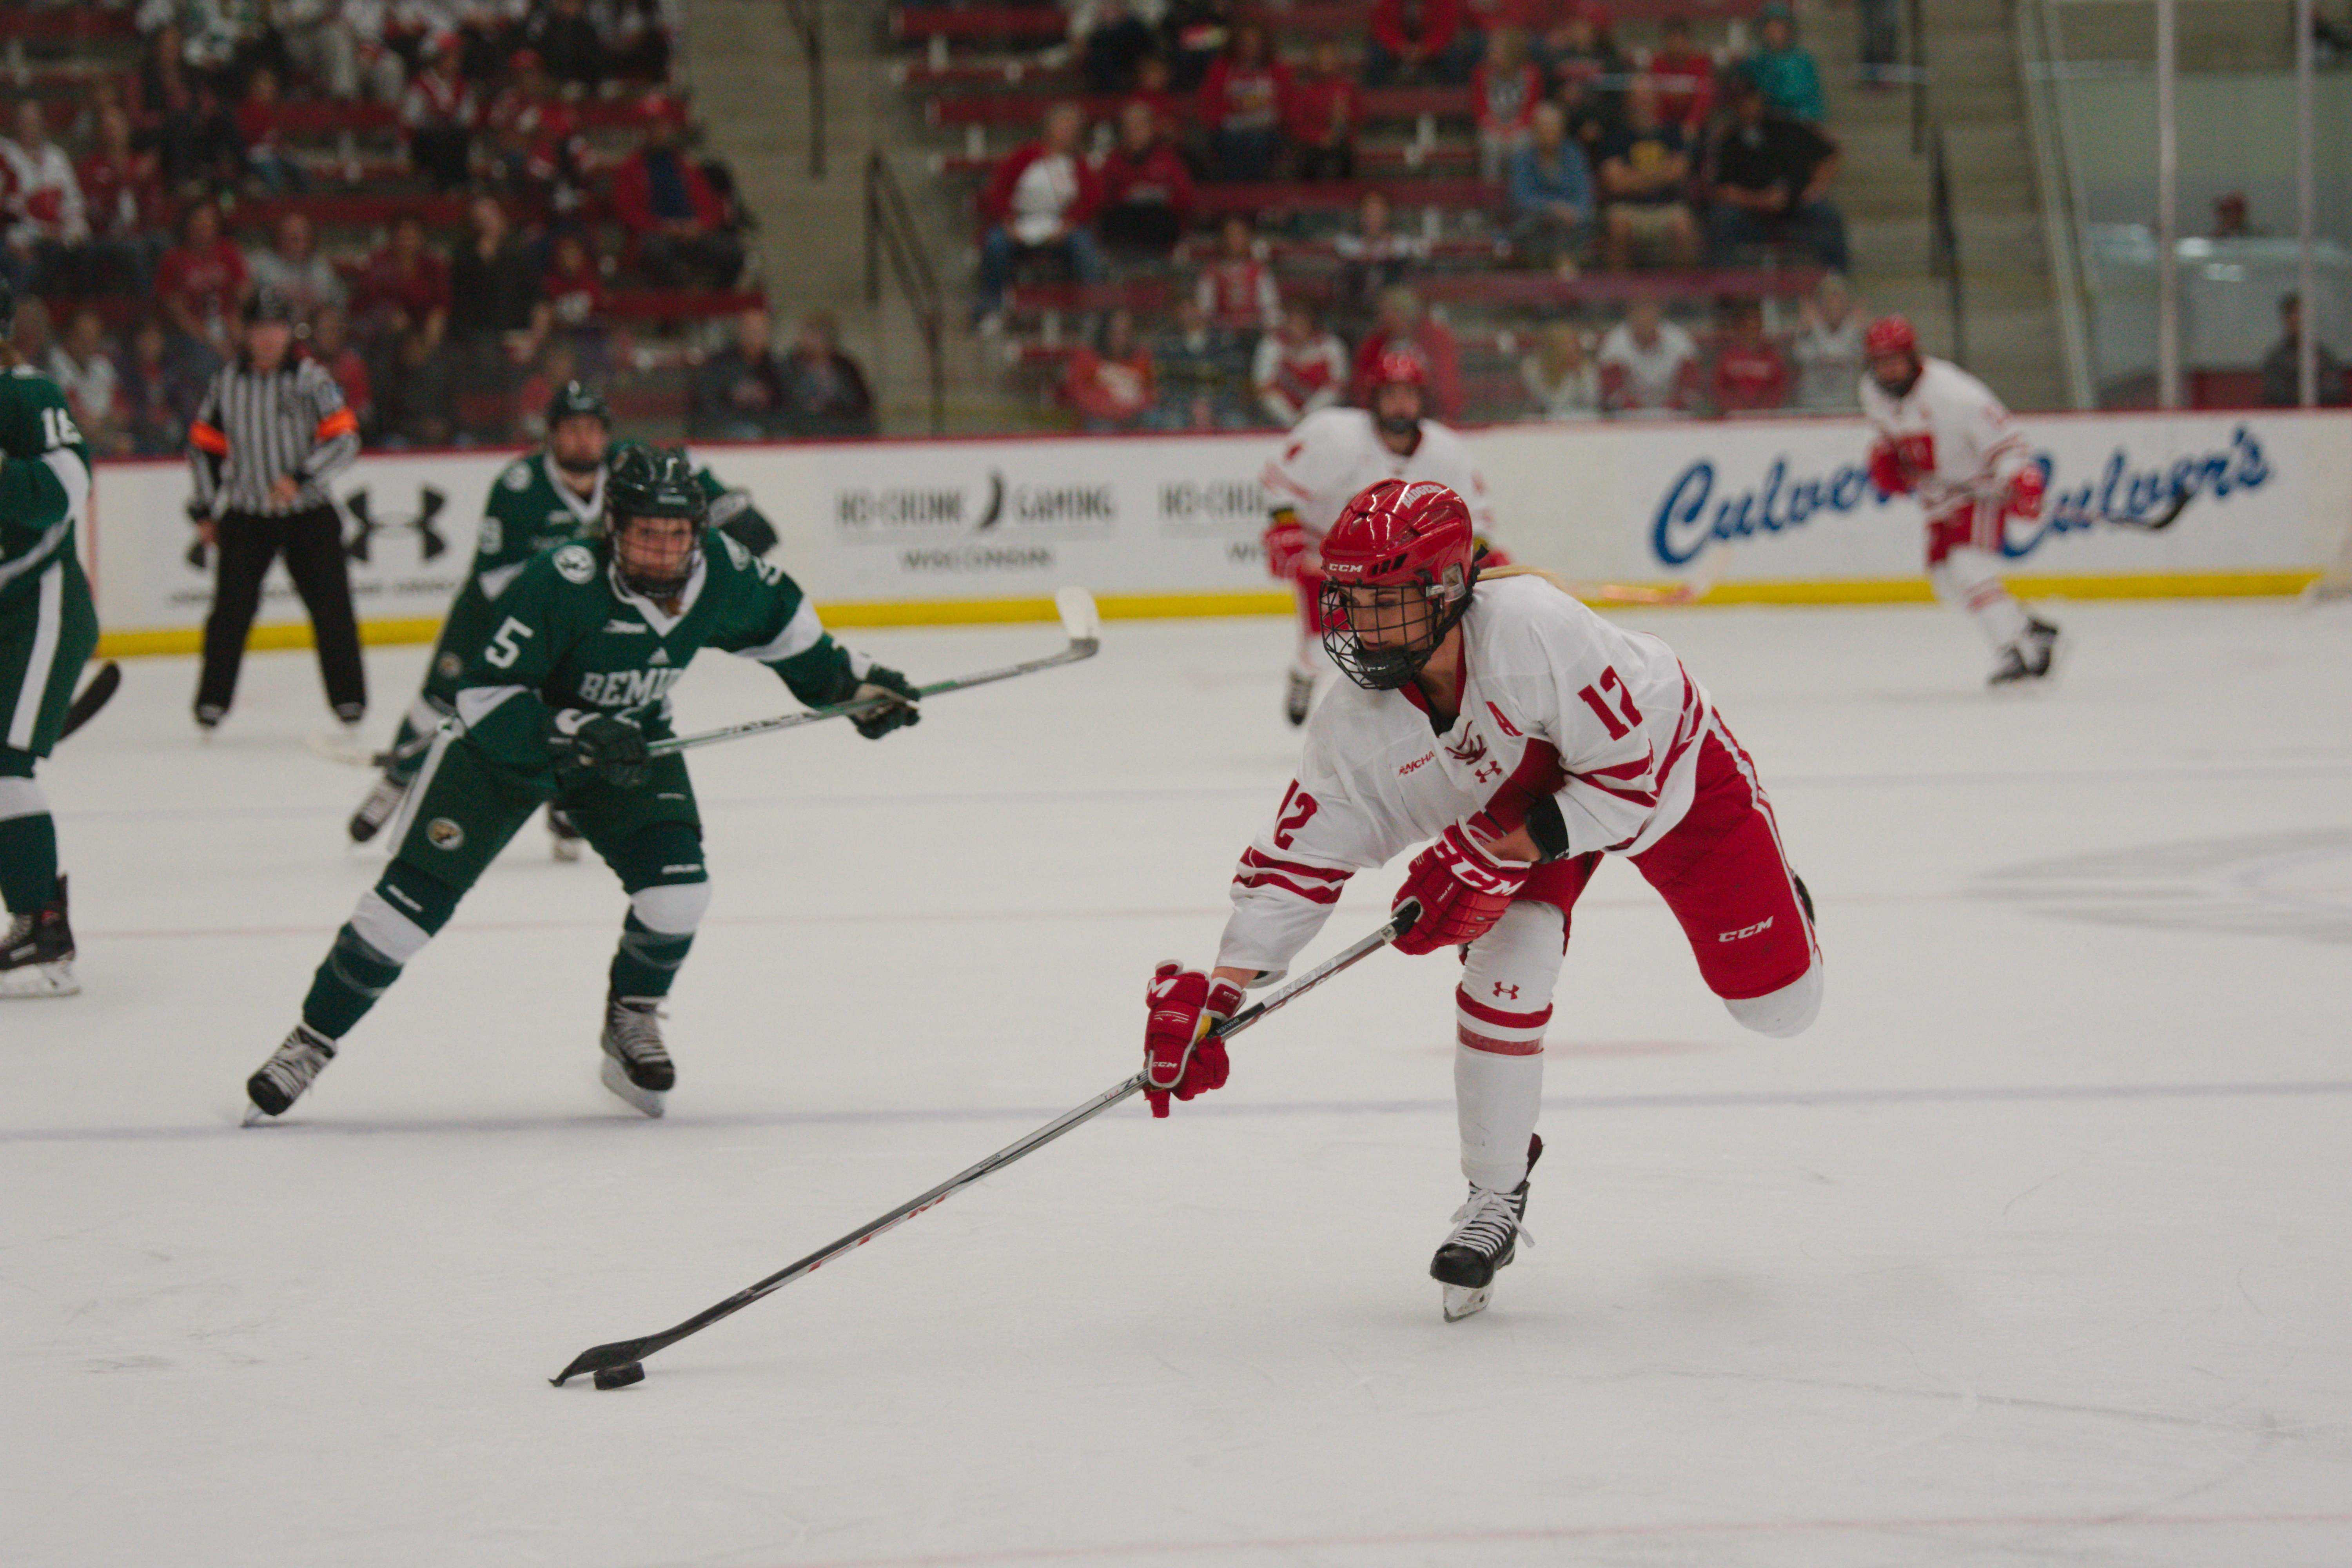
left=7, top=601, right=2351, bottom=1567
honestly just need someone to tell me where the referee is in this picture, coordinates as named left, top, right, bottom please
left=187, top=289, right=365, bottom=733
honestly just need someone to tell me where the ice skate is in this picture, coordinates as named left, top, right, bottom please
left=1283, top=670, right=1315, bottom=727
left=600, top=993, right=673, bottom=1116
left=548, top=806, right=584, bottom=862
left=347, top=774, right=407, bottom=844
left=2024, top=615, right=2063, bottom=680
left=245, top=1023, right=337, bottom=1121
left=0, top=876, right=77, bottom=998
left=1432, top=1135, right=1541, bottom=1321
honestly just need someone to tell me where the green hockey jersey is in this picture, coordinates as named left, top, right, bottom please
left=453, top=527, right=860, bottom=778
left=468, top=451, right=774, bottom=604
left=0, top=365, right=92, bottom=611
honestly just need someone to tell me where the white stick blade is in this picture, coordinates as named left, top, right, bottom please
left=1054, top=586, right=1102, bottom=647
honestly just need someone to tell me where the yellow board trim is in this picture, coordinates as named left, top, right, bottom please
left=88, top=572, right=2321, bottom=658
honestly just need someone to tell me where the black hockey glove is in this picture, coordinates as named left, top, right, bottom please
left=848, top=664, right=921, bottom=740
left=548, top=709, right=652, bottom=788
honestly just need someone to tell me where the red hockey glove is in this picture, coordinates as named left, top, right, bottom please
left=1390, top=820, right=1532, bottom=957
left=1867, top=440, right=1913, bottom=497
left=1142, top=962, right=1243, bottom=1118
left=2004, top=464, right=2047, bottom=520
left=1263, top=513, right=1314, bottom=580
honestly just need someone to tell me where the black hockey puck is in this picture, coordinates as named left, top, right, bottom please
left=592, top=1362, right=645, bottom=1390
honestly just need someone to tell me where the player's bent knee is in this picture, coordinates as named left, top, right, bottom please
left=630, top=879, right=711, bottom=936
left=1724, top=963, right=1821, bottom=1038
left=350, top=887, right=434, bottom=964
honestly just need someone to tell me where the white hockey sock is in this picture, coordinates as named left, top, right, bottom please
left=1931, top=547, right=2031, bottom=648
left=1455, top=1043, right=1544, bottom=1192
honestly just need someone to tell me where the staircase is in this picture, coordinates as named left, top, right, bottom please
left=1800, top=0, right=2071, bottom=410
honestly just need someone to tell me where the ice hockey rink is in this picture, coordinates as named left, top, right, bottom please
left=8, top=598, right=2350, bottom=1568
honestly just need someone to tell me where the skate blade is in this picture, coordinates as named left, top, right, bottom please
left=1442, top=1283, right=1494, bottom=1322
left=241, top=1104, right=276, bottom=1127
left=600, top=1056, right=666, bottom=1118
left=0, top=961, right=78, bottom=998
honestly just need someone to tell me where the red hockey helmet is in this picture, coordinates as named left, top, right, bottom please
left=1369, top=347, right=1429, bottom=388
left=1318, top=479, right=1479, bottom=691
left=1863, top=314, right=1918, bottom=359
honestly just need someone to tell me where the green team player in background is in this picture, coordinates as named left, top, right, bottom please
left=248, top=446, right=920, bottom=1120
left=346, top=381, right=783, bottom=853
left=0, top=276, right=100, bottom=999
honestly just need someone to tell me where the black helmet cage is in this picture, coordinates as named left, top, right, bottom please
left=603, top=447, right=708, bottom=600
left=1318, top=558, right=1476, bottom=691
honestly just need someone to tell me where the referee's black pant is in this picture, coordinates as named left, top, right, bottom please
left=195, top=505, right=368, bottom=725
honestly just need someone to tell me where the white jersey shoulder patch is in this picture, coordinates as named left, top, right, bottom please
left=552, top=543, right=597, bottom=584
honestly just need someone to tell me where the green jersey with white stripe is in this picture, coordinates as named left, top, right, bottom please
left=454, top=528, right=858, bottom=777
left=0, top=365, right=92, bottom=611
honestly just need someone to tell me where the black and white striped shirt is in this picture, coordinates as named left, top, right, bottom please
left=187, top=355, right=360, bottom=518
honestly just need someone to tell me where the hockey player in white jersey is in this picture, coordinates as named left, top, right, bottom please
left=1261, top=349, right=1495, bottom=726
left=1859, top=314, right=2061, bottom=686
left=1143, top=479, right=1822, bottom=1321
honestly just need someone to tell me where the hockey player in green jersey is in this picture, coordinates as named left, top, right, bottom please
left=0, top=276, right=100, bottom=999
left=249, top=446, right=919, bottom=1120
left=346, top=381, right=782, bottom=851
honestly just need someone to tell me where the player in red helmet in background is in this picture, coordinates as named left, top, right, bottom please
left=1147, top=477, right=1821, bottom=1321
left=1261, top=348, right=1499, bottom=727
left=1860, top=314, right=2063, bottom=686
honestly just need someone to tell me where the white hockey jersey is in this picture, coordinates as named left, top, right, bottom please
left=1261, top=407, right=1495, bottom=540
left=1858, top=356, right=2030, bottom=518
left=1217, top=572, right=1712, bottom=981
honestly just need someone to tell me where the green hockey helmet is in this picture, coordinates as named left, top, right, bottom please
left=603, top=445, right=708, bottom=599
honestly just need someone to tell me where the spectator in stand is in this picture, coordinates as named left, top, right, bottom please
left=615, top=105, right=746, bottom=289
left=1539, top=2, right=1627, bottom=99
left=1368, top=0, right=1478, bottom=88
left=76, top=103, right=167, bottom=290
left=2262, top=292, right=2350, bottom=406
left=277, top=0, right=403, bottom=103
left=1127, top=52, right=1188, bottom=140
left=309, top=305, right=374, bottom=437
left=1553, top=71, right=1619, bottom=163
left=1253, top=301, right=1348, bottom=428
left=1094, top=98, right=1197, bottom=259
left=1597, top=297, right=1701, bottom=414
left=1199, top=18, right=1290, bottom=184
left=1596, top=77, right=1698, bottom=270
left=141, top=25, right=244, bottom=191
left=1521, top=319, right=1601, bottom=418
left=599, top=0, right=673, bottom=82
left=1475, top=26, right=1544, bottom=181
left=690, top=304, right=786, bottom=440
left=1706, top=73, right=1848, bottom=269
left=482, top=50, right=588, bottom=217
left=1350, top=285, right=1464, bottom=419
left=1646, top=13, right=1717, bottom=132
left=116, top=316, right=209, bottom=456
left=235, top=66, right=305, bottom=193
left=1332, top=189, right=1429, bottom=331
left=49, top=309, right=129, bottom=457
left=2211, top=191, right=2259, bottom=239
left=1744, top=2, right=1825, bottom=125
left=1064, top=309, right=1157, bottom=434
left=448, top=193, right=548, bottom=372
left=248, top=212, right=347, bottom=325
left=975, top=101, right=1105, bottom=328
left=781, top=310, right=877, bottom=437
left=1791, top=270, right=1862, bottom=410
left=351, top=214, right=452, bottom=352
left=1, top=101, right=89, bottom=293
left=1075, top=0, right=1158, bottom=96
left=374, top=328, right=459, bottom=448
left=525, top=0, right=609, bottom=90
left=1150, top=292, right=1249, bottom=429
left=402, top=35, right=478, bottom=190
left=1196, top=213, right=1280, bottom=331
left=1158, top=0, right=1236, bottom=93
left=541, top=229, right=607, bottom=370
left=1710, top=297, right=1791, bottom=414
left=1285, top=37, right=1359, bottom=180
left=156, top=201, right=250, bottom=358
left=1508, top=99, right=1594, bottom=271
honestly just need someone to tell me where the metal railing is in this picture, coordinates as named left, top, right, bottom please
left=1903, top=0, right=1969, bottom=370
left=864, top=150, right=946, bottom=434
left=780, top=0, right=826, bottom=180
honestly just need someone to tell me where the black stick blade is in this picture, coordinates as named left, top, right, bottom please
left=552, top=1335, right=665, bottom=1387
left=60, top=661, right=121, bottom=741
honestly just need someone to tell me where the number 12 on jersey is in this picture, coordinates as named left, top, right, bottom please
left=1575, top=668, right=1642, bottom=740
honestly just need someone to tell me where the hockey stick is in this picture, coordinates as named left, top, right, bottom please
left=58, top=661, right=121, bottom=741
left=2106, top=483, right=2193, bottom=534
left=644, top=586, right=1101, bottom=759
left=550, top=897, right=1420, bottom=1389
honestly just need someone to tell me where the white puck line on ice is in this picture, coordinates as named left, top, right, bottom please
left=10, top=1079, right=2352, bottom=1145
left=728, top=1508, right=2352, bottom=1568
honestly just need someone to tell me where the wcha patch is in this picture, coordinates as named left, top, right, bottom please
left=426, top=818, right=466, bottom=851
left=553, top=544, right=597, bottom=584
